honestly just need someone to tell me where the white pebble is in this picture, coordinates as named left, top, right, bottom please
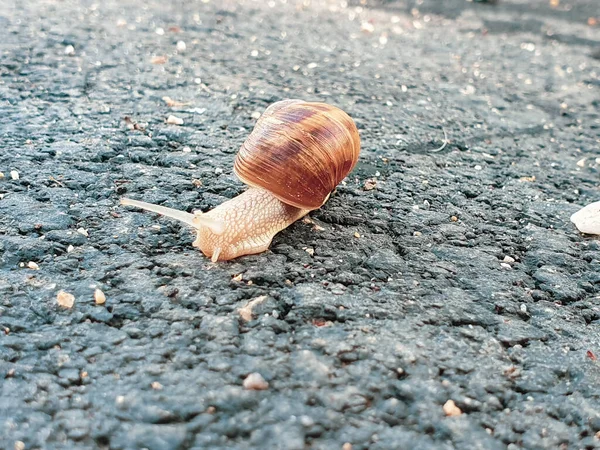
left=243, top=372, right=269, bottom=390
left=214, top=168, right=223, bottom=174
left=27, top=261, right=39, bottom=270
left=64, top=45, right=75, bottom=56
left=520, top=304, right=528, bottom=313
left=94, top=288, right=106, bottom=305
left=571, top=201, right=600, bottom=235
left=77, top=227, right=89, bottom=237
left=155, top=27, right=165, bottom=35
left=176, top=41, right=186, bottom=52
left=503, top=256, right=515, bottom=263
left=500, top=263, right=512, bottom=269
left=10, top=170, right=19, bottom=180
left=166, top=115, right=184, bottom=125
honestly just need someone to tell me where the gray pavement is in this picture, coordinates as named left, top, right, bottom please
left=1, top=0, right=599, bottom=449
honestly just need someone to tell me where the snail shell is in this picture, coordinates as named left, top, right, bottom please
left=234, top=99, right=361, bottom=209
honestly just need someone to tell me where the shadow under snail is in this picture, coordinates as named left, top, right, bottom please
left=120, top=99, right=361, bottom=262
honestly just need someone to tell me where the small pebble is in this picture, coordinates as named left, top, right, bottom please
left=0, top=172, right=4, bottom=179
left=571, top=201, right=600, bottom=235
left=520, top=304, right=528, bottom=313
left=238, top=295, right=267, bottom=322
left=243, top=373, right=269, bottom=390
left=67, top=245, right=75, bottom=253
left=14, top=442, right=25, bottom=450
left=27, top=261, right=39, bottom=270
left=503, top=255, right=515, bottom=263
left=64, top=45, right=75, bottom=56
left=251, top=111, right=262, bottom=119
left=10, top=170, right=19, bottom=180
left=354, top=232, right=361, bottom=238
left=360, top=21, right=375, bottom=33
left=342, top=444, right=353, bottom=450
left=500, top=263, right=512, bottom=269
left=151, top=381, right=163, bottom=390
left=576, top=158, right=587, bottom=167
left=364, top=179, right=377, bottom=190
left=443, top=399, right=462, bottom=416
left=166, top=115, right=184, bottom=125
left=151, top=55, right=168, bottom=64
left=176, top=40, right=186, bottom=52
left=77, top=227, right=89, bottom=237
left=94, top=288, right=106, bottom=305
left=56, top=290, right=75, bottom=309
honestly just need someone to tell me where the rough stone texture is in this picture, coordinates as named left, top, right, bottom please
left=1, top=0, right=599, bottom=449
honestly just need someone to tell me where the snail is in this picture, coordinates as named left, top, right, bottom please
left=120, top=99, right=361, bottom=262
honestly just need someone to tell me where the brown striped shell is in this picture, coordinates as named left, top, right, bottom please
left=233, top=99, right=361, bottom=210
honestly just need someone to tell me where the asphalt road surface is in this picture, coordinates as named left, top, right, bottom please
left=1, top=0, right=599, bottom=449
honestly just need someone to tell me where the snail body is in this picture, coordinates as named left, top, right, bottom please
left=121, top=99, right=360, bottom=261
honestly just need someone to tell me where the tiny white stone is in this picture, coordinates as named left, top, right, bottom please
left=166, top=115, right=184, bottom=125
left=77, top=227, right=89, bottom=237
left=67, top=245, right=75, bottom=253
left=176, top=41, right=186, bottom=52
left=503, top=256, right=515, bottom=263
left=182, top=146, right=192, bottom=153
left=500, top=263, right=512, bottom=269
left=155, top=27, right=165, bottom=35
left=520, top=304, right=528, bottom=313
left=64, top=45, right=75, bottom=56
left=27, top=261, right=39, bottom=270
left=10, top=170, right=19, bottom=180
left=215, top=168, right=223, bottom=174
left=571, top=201, right=600, bottom=235
left=243, top=372, right=269, bottom=390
